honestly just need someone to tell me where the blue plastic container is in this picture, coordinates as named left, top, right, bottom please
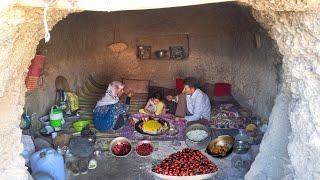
left=30, top=148, right=65, bottom=180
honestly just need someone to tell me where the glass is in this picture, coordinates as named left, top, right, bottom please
left=235, top=129, right=252, bottom=144
left=231, top=155, right=252, bottom=172
left=231, top=155, right=243, bottom=169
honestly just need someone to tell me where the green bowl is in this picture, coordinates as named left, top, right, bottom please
left=73, top=119, right=91, bottom=132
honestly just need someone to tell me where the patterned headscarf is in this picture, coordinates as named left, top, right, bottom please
left=96, top=81, right=125, bottom=107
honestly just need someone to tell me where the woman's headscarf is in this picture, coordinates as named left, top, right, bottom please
left=95, top=81, right=125, bottom=107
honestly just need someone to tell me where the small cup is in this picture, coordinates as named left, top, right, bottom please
left=94, top=150, right=102, bottom=157
left=51, top=132, right=58, bottom=139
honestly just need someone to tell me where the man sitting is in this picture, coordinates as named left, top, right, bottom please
left=167, top=77, right=211, bottom=122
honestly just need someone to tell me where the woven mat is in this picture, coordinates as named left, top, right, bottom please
left=118, top=114, right=186, bottom=141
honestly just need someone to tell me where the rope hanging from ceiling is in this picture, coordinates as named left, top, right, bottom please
left=40, top=0, right=56, bottom=43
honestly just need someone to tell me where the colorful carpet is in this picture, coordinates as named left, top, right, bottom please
left=118, top=114, right=186, bottom=141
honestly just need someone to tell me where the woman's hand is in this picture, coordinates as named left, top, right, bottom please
left=129, top=118, right=136, bottom=124
left=127, top=90, right=134, bottom=97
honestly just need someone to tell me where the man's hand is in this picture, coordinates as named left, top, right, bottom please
left=166, top=95, right=174, bottom=101
left=175, top=117, right=185, bottom=121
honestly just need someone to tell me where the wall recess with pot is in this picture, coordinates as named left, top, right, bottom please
left=136, top=34, right=189, bottom=61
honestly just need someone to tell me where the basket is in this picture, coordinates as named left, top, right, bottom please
left=25, top=76, right=39, bottom=91
left=28, top=55, right=45, bottom=77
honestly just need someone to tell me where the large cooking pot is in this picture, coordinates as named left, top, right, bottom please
left=154, top=50, right=168, bottom=59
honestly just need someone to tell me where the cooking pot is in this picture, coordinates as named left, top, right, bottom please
left=206, top=135, right=234, bottom=158
left=154, top=50, right=168, bottom=59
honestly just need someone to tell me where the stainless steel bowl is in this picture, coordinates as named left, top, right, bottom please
left=185, top=123, right=211, bottom=150
left=109, top=137, right=132, bottom=157
left=233, top=140, right=250, bottom=154
left=135, top=140, right=154, bottom=157
left=155, top=50, right=168, bottom=59
left=40, top=125, right=55, bottom=136
left=207, top=135, right=234, bottom=158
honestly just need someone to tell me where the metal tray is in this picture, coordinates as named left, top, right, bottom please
left=135, top=119, right=170, bottom=136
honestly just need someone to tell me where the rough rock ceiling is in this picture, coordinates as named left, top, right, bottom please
left=15, top=0, right=320, bottom=12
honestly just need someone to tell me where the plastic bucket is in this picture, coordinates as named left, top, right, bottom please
left=50, top=119, right=63, bottom=127
left=50, top=106, right=64, bottom=128
left=30, top=148, right=65, bottom=180
left=214, top=83, right=231, bottom=96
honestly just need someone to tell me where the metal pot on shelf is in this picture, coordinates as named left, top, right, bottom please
left=154, top=50, right=168, bottom=59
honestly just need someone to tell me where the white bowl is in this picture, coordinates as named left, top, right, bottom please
left=152, top=171, right=217, bottom=180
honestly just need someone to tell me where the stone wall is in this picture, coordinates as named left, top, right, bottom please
left=0, top=5, right=68, bottom=179
left=244, top=7, right=320, bottom=179
left=25, top=3, right=281, bottom=120
left=0, top=0, right=319, bottom=179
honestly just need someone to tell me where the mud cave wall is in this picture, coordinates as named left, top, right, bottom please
left=0, top=0, right=319, bottom=180
left=25, top=3, right=281, bottom=121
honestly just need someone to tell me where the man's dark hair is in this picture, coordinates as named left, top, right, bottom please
left=152, top=92, right=163, bottom=101
left=184, top=77, right=199, bottom=89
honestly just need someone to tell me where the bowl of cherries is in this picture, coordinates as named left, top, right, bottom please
left=135, top=140, right=154, bottom=157
left=152, top=148, right=218, bottom=180
left=110, top=137, right=132, bottom=157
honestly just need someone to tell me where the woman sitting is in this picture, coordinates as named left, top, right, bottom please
left=139, top=92, right=166, bottom=116
left=93, top=81, right=133, bottom=132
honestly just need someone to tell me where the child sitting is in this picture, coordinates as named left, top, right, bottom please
left=139, top=92, right=166, bottom=116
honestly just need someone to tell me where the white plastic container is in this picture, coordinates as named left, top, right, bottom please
left=21, top=135, right=35, bottom=164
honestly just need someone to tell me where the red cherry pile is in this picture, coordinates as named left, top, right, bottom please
left=152, top=148, right=218, bottom=176
left=111, top=142, right=131, bottom=156
left=136, top=142, right=154, bottom=156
